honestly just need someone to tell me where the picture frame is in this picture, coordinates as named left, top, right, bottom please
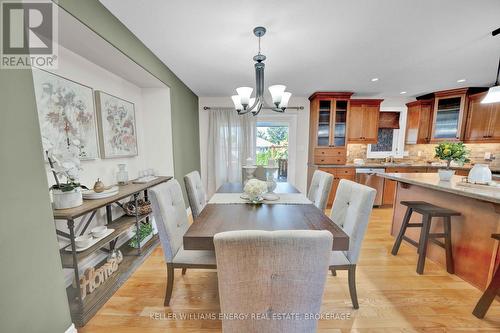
left=32, top=67, right=100, bottom=160
left=95, top=91, right=138, bottom=158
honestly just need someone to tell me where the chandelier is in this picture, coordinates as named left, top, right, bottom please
left=231, top=26, right=292, bottom=116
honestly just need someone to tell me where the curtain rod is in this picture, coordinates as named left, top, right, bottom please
left=203, top=106, right=304, bottom=110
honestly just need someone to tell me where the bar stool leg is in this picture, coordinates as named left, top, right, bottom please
left=391, top=207, right=413, bottom=256
left=443, top=216, right=454, bottom=274
left=472, top=265, right=500, bottom=318
left=416, top=214, right=431, bottom=275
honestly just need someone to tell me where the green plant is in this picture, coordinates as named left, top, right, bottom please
left=434, top=142, right=470, bottom=169
left=129, top=222, right=153, bottom=248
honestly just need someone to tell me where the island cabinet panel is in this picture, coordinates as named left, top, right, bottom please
left=318, top=167, right=355, bottom=207
left=382, top=167, right=428, bottom=205
left=405, top=100, right=434, bottom=144
left=465, top=92, right=500, bottom=143
left=387, top=176, right=500, bottom=290
left=347, top=99, right=383, bottom=144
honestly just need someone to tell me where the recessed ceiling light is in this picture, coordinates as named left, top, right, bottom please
left=400, top=91, right=407, bottom=94
left=457, top=78, right=466, bottom=83
left=371, top=78, right=379, bottom=82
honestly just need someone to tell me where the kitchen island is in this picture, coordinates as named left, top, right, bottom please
left=379, top=173, right=499, bottom=290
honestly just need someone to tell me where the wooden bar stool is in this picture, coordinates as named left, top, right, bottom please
left=391, top=201, right=461, bottom=275
left=472, top=234, right=500, bottom=319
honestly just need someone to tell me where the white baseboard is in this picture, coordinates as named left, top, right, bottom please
left=65, top=324, right=77, bottom=333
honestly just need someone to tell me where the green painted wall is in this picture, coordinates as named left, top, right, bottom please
left=55, top=0, right=201, bottom=204
left=0, top=64, right=72, bottom=331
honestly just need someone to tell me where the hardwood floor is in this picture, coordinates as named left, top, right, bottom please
left=80, top=208, right=500, bottom=332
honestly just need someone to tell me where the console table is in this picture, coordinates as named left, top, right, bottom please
left=52, top=176, right=171, bottom=327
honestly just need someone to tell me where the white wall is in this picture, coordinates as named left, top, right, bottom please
left=198, top=96, right=310, bottom=193
left=35, top=45, right=173, bottom=286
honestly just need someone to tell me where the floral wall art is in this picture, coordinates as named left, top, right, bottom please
left=96, top=91, right=138, bottom=158
left=32, top=68, right=99, bottom=160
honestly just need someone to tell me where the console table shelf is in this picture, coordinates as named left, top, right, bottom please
left=52, top=176, right=171, bottom=327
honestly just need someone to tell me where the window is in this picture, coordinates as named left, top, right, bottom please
left=256, top=122, right=288, bottom=182
left=366, top=108, right=406, bottom=158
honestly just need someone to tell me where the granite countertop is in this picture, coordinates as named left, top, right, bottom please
left=310, top=163, right=500, bottom=173
left=378, top=173, right=500, bottom=204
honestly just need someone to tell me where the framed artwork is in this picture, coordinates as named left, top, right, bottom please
left=95, top=91, right=138, bottom=158
left=32, top=67, right=99, bottom=160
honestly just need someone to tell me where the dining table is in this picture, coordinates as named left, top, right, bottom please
left=183, top=182, right=349, bottom=251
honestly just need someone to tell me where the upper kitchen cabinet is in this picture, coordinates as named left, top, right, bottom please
left=405, top=100, right=433, bottom=144
left=464, top=92, right=500, bottom=143
left=347, top=99, right=383, bottom=144
left=430, top=88, right=468, bottom=141
left=308, top=92, right=353, bottom=165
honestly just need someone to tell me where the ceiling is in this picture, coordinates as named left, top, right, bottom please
left=58, top=7, right=164, bottom=88
left=99, top=0, right=500, bottom=98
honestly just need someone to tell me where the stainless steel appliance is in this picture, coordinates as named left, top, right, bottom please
left=355, top=168, right=385, bottom=206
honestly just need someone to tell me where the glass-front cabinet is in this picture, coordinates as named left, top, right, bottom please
left=431, top=89, right=467, bottom=141
left=315, top=99, right=349, bottom=147
left=317, top=100, right=331, bottom=146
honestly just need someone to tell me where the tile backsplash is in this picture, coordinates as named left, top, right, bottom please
left=347, top=143, right=500, bottom=169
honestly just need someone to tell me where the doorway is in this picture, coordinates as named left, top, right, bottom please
left=256, top=121, right=289, bottom=182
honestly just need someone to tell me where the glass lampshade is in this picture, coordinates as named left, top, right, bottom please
left=278, top=92, right=292, bottom=109
left=231, top=95, right=243, bottom=110
left=236, top=87, right=253, bottom=106
left=268, top=85, right=286, bottom=105
left=481, top=85, right=500, bottom=104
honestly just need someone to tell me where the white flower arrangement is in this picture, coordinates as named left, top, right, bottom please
left=244, top=179, right=268, bottom=197
left=43, top=137, right=85, bottom=192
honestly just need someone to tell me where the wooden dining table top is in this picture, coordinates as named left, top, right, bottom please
left=183, top=182, right=350, bottom=251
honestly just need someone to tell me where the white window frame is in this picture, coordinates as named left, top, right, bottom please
left=255, top=110, right=297, bottom=186
left=366, top=106, right=407, bottom=159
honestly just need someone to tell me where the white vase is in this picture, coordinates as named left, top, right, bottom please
left=468, top=164, right=492, bottom=184
left=53, top=188, right=83, bottom=209
left=438, top=169, right=455, bottom=181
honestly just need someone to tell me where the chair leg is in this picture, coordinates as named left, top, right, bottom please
left=330, top=268, right=337, bottom=276
left=472, top=265, right=500, bottom=318
left=416, top=214, right=431, bottom=275
left=164, top=264, right=174, bottom=306
left=443, top=216, right=454, bottom=274
left=182, top=268, right=187, bottom=275
left=391, top=207, right=413, bottom=256
left=347, top=265, right=359, bottom=309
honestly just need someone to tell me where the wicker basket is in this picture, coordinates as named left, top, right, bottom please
left=124, top=199, right=152, bottom=216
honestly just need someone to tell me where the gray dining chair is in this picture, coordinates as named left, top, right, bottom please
left=184, top=170, right=207, bottom=219
left=214, top=230, right=332, bottom=333
left=329, top=179, right=376, bottom=309
left=149, top=179, right=216, bottom=306
left=307, top=170, right=334, bottom=211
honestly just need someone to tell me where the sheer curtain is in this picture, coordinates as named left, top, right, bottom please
left=207, top=109, right=256, bottom=196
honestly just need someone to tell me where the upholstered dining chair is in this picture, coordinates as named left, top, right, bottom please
left=329, top=179, right=376, bottom=309
left=149, top=180, right=216, bottom=306
left=307, top=170, right=334, bottom=211
left=184, top=170, right=207, bottom=219
left=214, top=230, right=332, bottom=333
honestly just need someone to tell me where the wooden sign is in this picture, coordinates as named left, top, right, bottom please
left=79, top=254, right=123, bottom=300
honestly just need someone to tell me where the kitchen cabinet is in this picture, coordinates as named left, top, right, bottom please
left=318, top=167, right=355, bottom=207
left=308, top=92, right=353, bottom=165
left=464, top=92, right=500, bottom=143
left=383, top=167, right=428, bottom=205
left=347, top=99, right=383, bottom=143
left=431, top=88, right=468, bottom=142
left=405, top=100, right=433, bottom=144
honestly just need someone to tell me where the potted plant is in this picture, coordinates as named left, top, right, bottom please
left=434, top=142, right=470, bottom=181
left=129, top=222, right=153, bottom=248
left=44, top=138, right=87, bottom=209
